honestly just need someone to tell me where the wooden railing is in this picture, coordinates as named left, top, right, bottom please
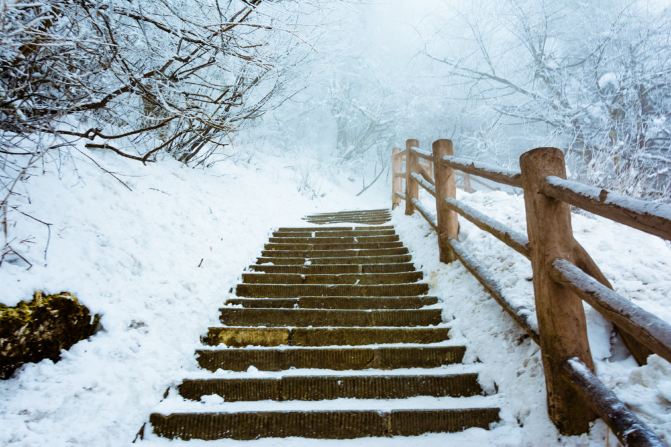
left=391, top=139, right=671, bottom=447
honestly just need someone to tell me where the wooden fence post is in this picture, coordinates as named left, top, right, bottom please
left=519, top=147, right=596, bottom=434
left=391, top=147, right=402, bottom=209
left=432, top=139, right=458, bottom=263
left=404, top=139, right=419, bottom=216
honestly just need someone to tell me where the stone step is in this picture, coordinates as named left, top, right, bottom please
left=305, top=220, right=390, bottom=225
left=248, top=263, right=416, bottom=274
left=178, top=373, right=482, bottom=401
left=241, top=272, right=422, bottom=285
left=224, top=296, right=439, bottom=309
left=264, top=241, right=404, bottom=251
left=305, top=211, right=391, bottom=217
left=303, top=213, right=391, bottom=223
left=204, top=326, right=450, bottom=347
left=268, top=235, right=400, bottom=244
left=277, top=226, right=395, bottom=232
left=150, top=408, right=500, bottom=440
left=256, top=254, right=413, bottom=265
left=306, top=209, right=390, bottom=217
left=260, top=247, right=408, bottom=258
left=273, top=229, right=396, bottom=238
left=196, top=346, right=466, bottom=371
left=219, top=308, right=442, bottom=327
left=235, top=282, right=429, bottom=297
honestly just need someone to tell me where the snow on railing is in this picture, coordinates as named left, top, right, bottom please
left=391, top=139, right=668, bottom=446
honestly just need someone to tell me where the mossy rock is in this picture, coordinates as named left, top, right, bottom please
left=0, top=291, right=101, bottom=379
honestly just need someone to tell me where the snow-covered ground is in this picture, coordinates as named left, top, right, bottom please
left=1, top=148, right=669, bottom=446
left=0, top=147, right=385, bottom=446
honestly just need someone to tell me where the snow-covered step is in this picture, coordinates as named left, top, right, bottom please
left=241, top=271, right=422, bottom=285
left=260, top=247, right=408, bottom=258
left=256, top=254, right=413, bottom=265
left=248, top=262, right=416, bottom=274
left=264, top=241, right=404, bottom=250
left=276, top=225, right=395, bottom=232
left=180, top=364, right=484, bottom=379
left=305, top=209, right=391, bottom=217
left=273, top=229, right=397, bottom=238
left=268, top=235, right=400, bottom=244
left=196, top=345, right=466, bottom=371
left=176, top=373, right=484, bottom=401
left=224, top=296, right=439, bottom=309
left=219, top=308, right=441, bottom=327
left=148, top=408, right=499, bottom=440
left=204, top=326, right=450, bottom=347
left=235, top=282, right=429, bottom=297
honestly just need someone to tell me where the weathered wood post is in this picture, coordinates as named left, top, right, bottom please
left=404, top=139, right=419, bottom=216
left=519, top=147, right=596, bottom=434
left=432, top=139, right=458, bottom=263
left=391, top=147, right=403, bottom=209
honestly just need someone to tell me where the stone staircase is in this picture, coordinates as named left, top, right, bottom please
left=144, top=209, right=500, bottom=441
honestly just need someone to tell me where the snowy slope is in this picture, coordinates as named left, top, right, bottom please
left=0, top=147, right=385, bottom=446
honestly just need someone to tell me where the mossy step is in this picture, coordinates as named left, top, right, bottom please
left=224, top=296, right=439, bottom=309
left=248, top=263, right=416, bottom=274
left=256, top=255, right=412, bottom=265
left=273, top=230, right=396, bottom=238
left=178, top=373, right=481, bottom=401
left=268, top=235, right=400, bottom=244
left=277, top=226, right=395, bottom=232
left=205, top=326, right=450, bottom=347
left=241, top=272, right=422, bottom=285
left=235, top=282, right=429, bottom=298
left=196, top=345, right=466, bottom=371
left=150, top=408, right=500, bottom=440
left=260, top=248, right=408, bottom=259
left=264, top=242, right=404, bottom=251
left=219, top=308, right=441, bottom=327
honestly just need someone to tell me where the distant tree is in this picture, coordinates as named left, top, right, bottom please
left=428, top=0, right=671, bottom=199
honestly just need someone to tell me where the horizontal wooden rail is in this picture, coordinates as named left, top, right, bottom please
left=411, top=173, right=436, bottom=197
left=410, top=147, right=433, bottom=161
left=552, top=259, right=671, bottom=363
left=442, top=155, right=523, bottom=188
left=417, top=164, right=434, bottom=185
left=443, top=197, right=530, bottom=258
left=394, top=172, right=405, bottom=178
left=395, top=192, right=406, bottom=201
left=449, top=239, right=539, bottom=342
left=542, top=176, right=671, bottom=241
left=563, top=358, right=665, bottom=447
left=411, top=198, right=438, bottom=231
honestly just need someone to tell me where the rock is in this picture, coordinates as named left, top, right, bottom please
left=0, top=291, right=101, bottom=379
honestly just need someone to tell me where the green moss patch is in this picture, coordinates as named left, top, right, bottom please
left=0, top=291, right=101, bottom=379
